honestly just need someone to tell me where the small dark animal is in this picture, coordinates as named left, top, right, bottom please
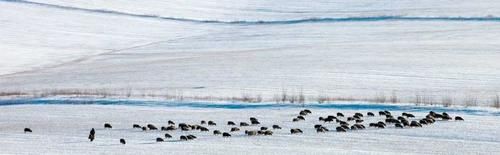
left=231, top=127, right=240, bottom=132
left=297, top=116, right=305, bottom=120
left=240, top=122, right=249, bottom=126
left=251, top=120, right=260, bottom=125
left=260, top=127, right=268, bottom=130
left=410, top=121, right=422, bottom=127
left=104, top=123, right=112, bottom=129
left=379, top=111, right=386, bottom=116
left=147, top=124, right=158, bottom=130
left=303, top=109, right=312, bottom=114
left=120, top=139, right=126, bottom=144
left=90, top=128, right=95, bottom=135
left=336, top=127, right=347, bottom=132
left=263, top=130, right=273, bottom=135
left=292, top=118, right=300, bottom=122
left=199, top=126, right=209, bottom=132
left=133, top=124, right=141, bottom=129
left=290, top=128, right=303, bottom=134
left=337, top=112, right=344, bottom=117
left=142, top=126, right=147, bottom=131
left=227, top=121, right=236, bottom=126
left=272, top=125, right=282, bottom=129
left=213, top=130, right=222, bottom=135
left=180, top=136, right=188, bottom=141
left=187, top=135, right=197, bottom=140
left=355, top=119, right=364, bottom=123
left=455, top=116, right=464, bottom=121
left=367, top=112, right=375, bottom=117
left=168, top=120, right=175, bottom=125
left=317, top=127, right=328, bottom=133
left=250, top=117, right=258, bottom=122
left=299, top=110, right=308, bottom=116
left=156, top=137, right=164, bottom=142
left=245, top=130, right=258, bottom=136
left=165, top=133, right=172, bottom=138
left=395, top=123, right=403, bottom=128
left=201, top=120, right=206, bottom=124
left=208, top=121, right=216, bottom=126
left=222, top=132, right=231, bottom=137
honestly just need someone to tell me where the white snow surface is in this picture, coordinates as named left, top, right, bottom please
left=0, top=104, right=499, bottom=155
left=1, top=0, right=500, bottom=102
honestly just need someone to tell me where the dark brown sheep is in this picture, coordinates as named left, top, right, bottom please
left=168, top=120, right=175, bottom=125
left=455, top=116, right=464, bottom=121
left=120, top=139, right=126, bottom=144
left=133, top=124, right=141, bottom=129
left=290, top=128, right=303, bottom=134
left=260, top=127, right=268, bottom=130
left=230, top=127, right=240, bottom=132
left=336, top=127, right=347, bottom=132
left=147, top=124, right=158, bottom=130
left=213, top=130, right=222, bottom=135
left=337, top=112, right=344, bottom=117
left=222, top=132, right=231, bottom=137
left=165, top=133, right=172, bottom=138
left=180, top=136, right=188, bottom=141
left=367, top=112, right=375, bottom=117
left=157, top=137, right=165, bottom=142
left=227, top=121, right=236, bottom=126
left=272, top=125, right=282, bottom=129
left=240, top=122, right=249, bottom=126
left=104, top=123, right=112, bottom=129
left=201, top=120, right=206, bottom=124
left=208, top=121, right=216, bottom=126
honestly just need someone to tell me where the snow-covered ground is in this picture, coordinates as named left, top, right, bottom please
left=1, top=0, right=500, bottom=104
left=0, top=102, right=499, bottom=155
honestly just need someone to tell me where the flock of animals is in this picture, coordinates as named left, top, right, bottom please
left=24, top=109, right=464, bottom=145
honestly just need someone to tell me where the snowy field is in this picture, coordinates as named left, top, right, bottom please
left=1, top=0, right=500, bottom=104
left=0, top=102, right=499, bottom=155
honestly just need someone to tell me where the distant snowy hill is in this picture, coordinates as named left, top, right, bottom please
left=1, top=0, right=500, bottom=105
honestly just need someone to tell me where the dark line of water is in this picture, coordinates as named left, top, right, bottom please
left=3, top=0, right=500, bottom=25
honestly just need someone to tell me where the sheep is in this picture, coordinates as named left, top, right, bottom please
left=227, top=121, right=236, bottom=126
left=260, top=127, right=268, bottom=130
left=336, top=127, right=347, bottom=132
left=272, top=125, right=282, bottom=129
left=367, top=112, right=375, bottom=117
left=402, top=113, right=415, bottom=118
left=147, top=124, right=158, bottom=130
left=355, top=119, right=364, bottom=123
left=245, top=130, right=258, bottom=136
left=290, top=128, right=303, bottom=134
left=240, top=122, right=249, bottom=126
left=133, top=124, right=141, bottom=129
left=180, top=136, right=188, bottom=141
left=339, top=121, right=349, bottom=126
left=199, top=126, right=209, bottom=132
left=208, top=121, right=216, bottom=126
left=142, top=126, right=147, bottom=131
left=120, top=139, right=126, bottom=144
left=187, top=135, right=197, bottom=140
left=379, top=111, right=386, bottom=116
left=222, top=132, right=231, bottom=137
left=292, top=118, right=300, bottom=122
left=250, top=117, right=258, bottom=122
left=319, top=117, right=325, bottom=122
left=168, top=120, right=175, bottom=125
left=347, top=117, right=355, bottom=121
left=213, top=130, right=222, bottom=135
left=104, top=123, right=112, bottom=129
left=263, top=130, right=273, bottom=136
left=317, top=126, right=329, bottom=133
left=455, top=116, right=464, bottom=121
left=156, top=137, right=165, bottom=142
left=442, top=115, right=452, bottom=120
left=299, top=111, right=308, bottom=116
left=201, top=120, right=206, bottom=125
left=354, top=113, right=364, bottom=117
left=410, top=121, right=422, bottom=127
left=337, top=112, right=344, bottom=117
left=314, top=124, right=323, bottom=129
left=297, top=116, right=305, bottom=120
left=251, top=120, right=260, bottom=125
left=165, top=133, right=172, bottom=138
left=385, top=118, right=400, bottom=124
left=230, top=127, right=240, bottom=132
left=303, top=109, right=312, bottom=114
left=395, top=123, right=403, bottom=128
left=341, top=124, right=349, bottom=130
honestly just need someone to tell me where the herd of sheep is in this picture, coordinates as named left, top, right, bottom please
left=77, top=109, right=465, bottom=144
